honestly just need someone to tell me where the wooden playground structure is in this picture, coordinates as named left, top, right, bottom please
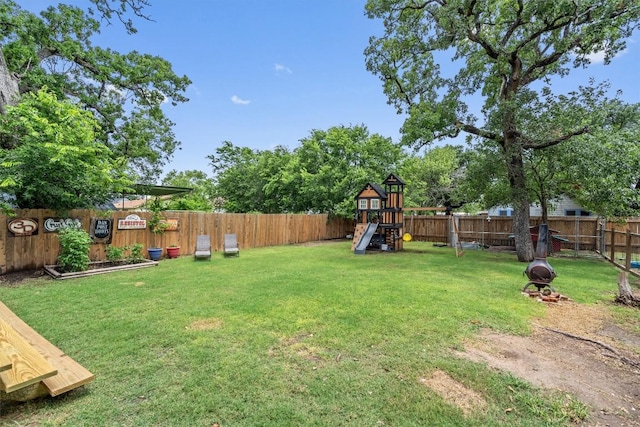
left=352, top=174, right=405, bottom=254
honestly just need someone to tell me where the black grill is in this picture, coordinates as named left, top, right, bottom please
left=523, top=224, right=557, bottom=292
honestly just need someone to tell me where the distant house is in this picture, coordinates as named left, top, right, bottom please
left=488, top=195, right=592, bottom=217
left=112, top=195, right=173, bottom=210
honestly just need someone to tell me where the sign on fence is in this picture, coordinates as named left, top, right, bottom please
left=161, top=218, right=179, bottom=231
left=117, top=214, right=147, bottom=230
left=7, top=218, right=39, bottom=236
left=91, top=218, right=113, bottom=244
left=43, top=217, right=82, bottom=232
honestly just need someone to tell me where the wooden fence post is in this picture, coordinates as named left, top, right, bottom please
left=610, top=229, right=616, bottom=262
left=625, top=229, right=632, bottom=272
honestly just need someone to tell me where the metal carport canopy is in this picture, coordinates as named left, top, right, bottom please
left=128, top=184, right=193, bottom=196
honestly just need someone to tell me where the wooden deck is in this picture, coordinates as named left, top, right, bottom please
left=0, top=301, right=94, bottom=399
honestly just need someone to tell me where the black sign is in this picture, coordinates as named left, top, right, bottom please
left=90, top=218, right=112, bottom=244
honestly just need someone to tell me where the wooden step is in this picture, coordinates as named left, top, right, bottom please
left=0, top=301, right=95, bottom=397
left=0, top=319, right=58, bottom=393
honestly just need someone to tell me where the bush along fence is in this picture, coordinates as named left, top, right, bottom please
left=0, top=210, right=354, bottom=274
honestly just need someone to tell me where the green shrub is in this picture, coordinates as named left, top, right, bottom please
left=105, top=243, right=145, bottom=263
left=57, top=225, right=92, bottom=272
left=128, top=243, right=144, bottom=263
left=106, top=245, right=124, bottom=262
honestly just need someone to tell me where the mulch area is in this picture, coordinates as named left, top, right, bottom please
left=0, top=269, right=50, bottom=287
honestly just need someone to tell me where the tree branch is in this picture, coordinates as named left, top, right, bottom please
left=522, top=127, right=589, bottom=149
left=456, top=121, right=502, bottom=144
left=542, top=326, right=640, bottom=369
left=500, top=0, right=524, bottom=46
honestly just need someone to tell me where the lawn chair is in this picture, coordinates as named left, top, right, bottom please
left=223, top=233, right=240, bottom=257
left=194, top=235, right=211, bottom=260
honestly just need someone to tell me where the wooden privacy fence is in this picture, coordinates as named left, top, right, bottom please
left=597, top=219, right=640, bottom=273
left=403, top=215, right=640, bottom=252
left=0, top=210, right=354, bottom=274
left=2, top=209, right=640, bottom=274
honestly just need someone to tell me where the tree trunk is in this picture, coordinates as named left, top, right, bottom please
left=616, top=272, right=640, bottom=307
left=506, top=142, right=534, bottom=262
left=512, top=194, right=534, bottom=261
left=540, top=197, right=549, bottom=225
left=0, top=49, right=19, bottom=115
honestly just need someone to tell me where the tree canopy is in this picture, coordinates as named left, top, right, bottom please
left=0, top=89, right=128, bottom=210
left=161, top=169, right=216, bottom=211
left=399, top=145, right=467, bottom=210
left=208, top=125, right=405, bottom=218
left=0, top=0, right=190, bottom=183
left=365, top=0, right=640, bottom=261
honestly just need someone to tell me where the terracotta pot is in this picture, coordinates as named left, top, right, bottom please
left=166, top=246, right=180, bottom=259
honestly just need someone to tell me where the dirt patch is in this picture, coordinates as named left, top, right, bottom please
left=185, top=318, right=224, bottom=331
left=269, top=333, right=326, bottom=363
left=457, top=301, right=640, bottom=426
left=0, top=269, right=49, bottom=287
left=420, top=369, right=487, bottom=416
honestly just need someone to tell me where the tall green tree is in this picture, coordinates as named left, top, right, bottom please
left=0, top=89, right=129, bottom=209
left=293, top=125, right=405, bottom=217
left=208, top=125, right=404, bottom=217
left=399, top=145, right=467, bottom=210
left=0, top=0, right=190, bottom=180
left=208, top=141, right=267, bottom=213
left=259, top=146, right=296, bottom=213
left=161, top=169, right=216, bottom=211
left=562, top=101, right=640, bottom=217
left=365, top=0, right=640, bottom=261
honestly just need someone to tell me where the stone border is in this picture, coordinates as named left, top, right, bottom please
left=44, top=260, right=158, bottom=280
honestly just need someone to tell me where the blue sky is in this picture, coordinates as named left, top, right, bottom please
left=23, top=1, right=640, bottom=178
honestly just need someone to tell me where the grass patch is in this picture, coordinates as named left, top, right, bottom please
left=0, top=241, right=623, bottom=426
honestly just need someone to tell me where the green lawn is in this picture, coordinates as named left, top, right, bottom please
left=0, top=241, right=633, bottom=426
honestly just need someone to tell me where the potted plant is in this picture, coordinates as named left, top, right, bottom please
left=147, top=197, right=169, bottom=260
left=166, top=244, right=180, bottom=259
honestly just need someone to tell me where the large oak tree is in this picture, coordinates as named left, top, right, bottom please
left=365, top=0, right=639, bottom=261
left=0, top=0, right=190, bottom=186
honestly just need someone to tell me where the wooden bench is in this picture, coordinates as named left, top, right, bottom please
left=0, top=301, right=95, bottom=400
left=0, top=344, right=11, bottom=373
left=0, top=319, right=58, bottom=394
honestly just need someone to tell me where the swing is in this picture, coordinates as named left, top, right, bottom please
left=403, top=212, right=414, bottom=241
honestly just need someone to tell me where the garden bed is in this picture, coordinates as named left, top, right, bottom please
left=43, top=259, right=158, bottom=280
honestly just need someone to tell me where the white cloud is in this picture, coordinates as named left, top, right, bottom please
left=275, top=63, right=292, bottom=74
left=231, top=95, right=250, bottom=105
left=585, top=47, right=627, bottom=64
left=585, top=50, right=607, bottom=64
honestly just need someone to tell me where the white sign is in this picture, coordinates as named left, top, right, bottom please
left=44, top=217, right=82, bottom=232
left=117, top=214, right=147, bottom=230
